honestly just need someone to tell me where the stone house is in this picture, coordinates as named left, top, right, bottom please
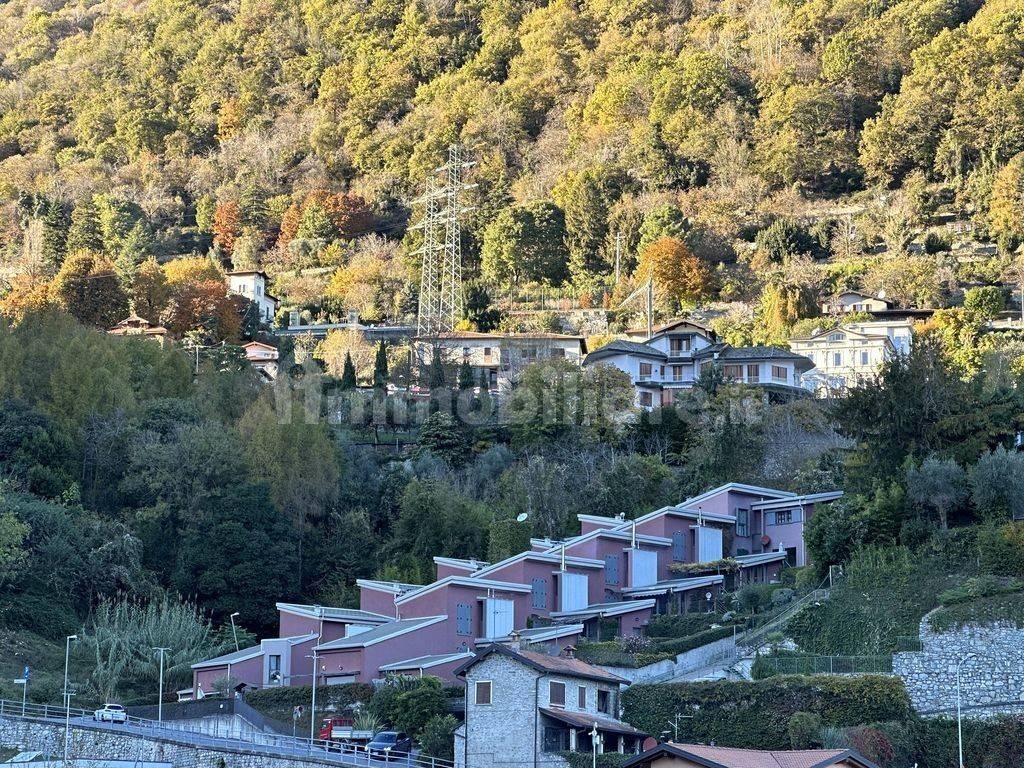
left=453, top=643, right=646, bottom=768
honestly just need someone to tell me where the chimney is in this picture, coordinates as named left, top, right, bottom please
left=509, top=631, right=522, bottom=652
left=561, top=645, right=576, bottom=660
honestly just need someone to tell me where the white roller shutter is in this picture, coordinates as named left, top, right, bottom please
left=630, top=549, right=658, bottom=587
left=696, top=526, right=723, bottom=562
left=559, top=573, right=589, bottom=612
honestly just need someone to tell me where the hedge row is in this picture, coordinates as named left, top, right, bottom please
left=246, top=683, right=374, bottom=717
left=622, top=676, right=911, bottom=750
left=648, top=625, right=734, bottom=656
left=559, top=752, right=633, bottom=768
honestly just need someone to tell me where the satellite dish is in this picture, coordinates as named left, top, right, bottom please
left=877, top=289, right=886, bottom=299
left=516, top=513, right=529, bottom=523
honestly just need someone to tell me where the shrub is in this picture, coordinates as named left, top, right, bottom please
left=419, top=714, right=458, bottom=760
left=734, top=584, right=775, bottom=613
left=923, top=232, right=951, bottom=254
left=978, top=522, right=1024, bottom=576
left=622, top=676, right=911, bottom=749
left=560, top=752, right=633, bottom=768
left=646, top=612, right=727, bottom=638
left=788, top=711, right=823, bottom=749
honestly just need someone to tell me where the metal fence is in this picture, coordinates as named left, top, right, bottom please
left=760, top=655, right=894, bottom=676
left=0, top=699, right=453, bottom=768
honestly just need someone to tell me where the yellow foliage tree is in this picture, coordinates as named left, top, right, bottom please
left=634, top=236, right=713, bottom=308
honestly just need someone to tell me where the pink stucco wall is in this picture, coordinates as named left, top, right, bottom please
left=193, top=653, right=263, bottom=695
left=278, top=610, right=319, bottom=638
left=360, top=587, right=399, bottom=617
left=319, top=618, right=463, bottom=683
left=289, top=636, right=318, bottom=685
left=435, top=563, right=475, bottom=579
left=399, top=582, right=531, bottom=642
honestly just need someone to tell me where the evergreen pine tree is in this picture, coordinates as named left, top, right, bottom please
left=428, top=347, right=446, bottom=389
left=341, top=352, right=357, bottom=390
left=66, top=197, right=103, bottom=254
left=457, top=360, right=474, bottom=391
left=373, top=340, right=389, bottom=390
left=41, top=200, right=70, bottom=273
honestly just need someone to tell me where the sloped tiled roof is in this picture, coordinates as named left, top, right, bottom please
left=539, top=708, right=646, bottom=736
left=624, top=743, right=878, bottom=768
left=585, top=339, right=666, bottom=363
left=454, top=644, right=627, bottom=684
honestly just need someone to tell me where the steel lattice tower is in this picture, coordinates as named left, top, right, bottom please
left=415, top=145, right=473, bottom=337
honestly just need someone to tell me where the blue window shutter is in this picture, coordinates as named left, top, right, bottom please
left=604, top=554, right=619, bottom=585
left=456, top=603, right=471, bottom=636
left=532, top=578, right=547, bottom=610
left=672, top=531, right=685, bottom=562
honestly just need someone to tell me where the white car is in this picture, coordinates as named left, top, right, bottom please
left=93, top=704, right=128, bottom=723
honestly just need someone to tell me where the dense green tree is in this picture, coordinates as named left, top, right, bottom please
left=340, top=352, right=357, bottom=390
left=51, top=251, right=128, bottom=328
left=373, top=340, right=389, bottom=390
left=481, top=202, right=569, bottom=287
left=970, top=446, right=1024, bottom=521
left=906, top=454, right=967, bottom=529
left=66, top=198, right=104, bottom=255
left=172, top=483, right=298, bottom=634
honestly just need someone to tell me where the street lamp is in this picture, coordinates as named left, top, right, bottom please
left=229, top=613, right=241, bottom=652
left=153, top=647, right=171, bottom=724
left=957, top=652, right=978, bottom=768
left=306, top=651, right=320, bottom=743
left=589, top=722, right=600, bottom=768
left=63, top=634, right=78, bottom=763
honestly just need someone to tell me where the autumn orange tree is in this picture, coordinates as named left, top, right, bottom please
left=635, top=237, right=714, bottom=309
left=213, top=201, right=242, bottom=256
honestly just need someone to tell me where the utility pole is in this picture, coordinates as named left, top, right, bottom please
left=614, top=230, right=623, bottom=284
left=63, top=634, right=77, bottom=764
left=957, top=653, right=978, bottom=768
left=153, top=647, right=171, bottom=724
left=646, top=279, right=653, bottom=340
left=229, top=612, right=240, bottom=652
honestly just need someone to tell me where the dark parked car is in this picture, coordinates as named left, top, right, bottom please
left=366, top=731, right=413, bottom=760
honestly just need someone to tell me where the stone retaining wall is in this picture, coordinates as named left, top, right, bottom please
left=893, top=612, right=1024, bottom=719
left=0, top=717, right=344, bottom=768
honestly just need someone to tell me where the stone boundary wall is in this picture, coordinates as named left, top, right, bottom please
left=602, top=637, right=737, bottom=683
left=893, top=611, right=1024, bottom=719
left=0, top=717, right=347, bottom=768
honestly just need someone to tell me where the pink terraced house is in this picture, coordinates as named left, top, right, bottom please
left=188, top=482, right=840, bottom=696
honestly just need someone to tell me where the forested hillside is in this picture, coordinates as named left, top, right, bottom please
left=1, top=0, right=1022, bottom=303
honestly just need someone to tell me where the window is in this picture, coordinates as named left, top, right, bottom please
left=671, top=365, right=684, bottom=381
left=672, top=531, right=685, bottom=562
left=747, top=364, right=759, bottom=383
left=543, top=727, right=570, bottom=753
left=669, top=336, right=691, bottom=354
left=833, top=352, right=842, bottom=367
left=475, top=680, right=492, bottom=705
left=766, top=509, right=800, bottom=525
left=604, top=554, right=620, bottom=585
left=551, top=348, right=566, bottom=358
left=828, top=332, right=845, bottom=342
left=771, top=365, right=788, bottom=383
left=723, top=364, right=743, bottom=380
left=268, top=654, right=282, bottom=683
left=532, top=578, right=548, bottom=610
left=456, top=603, right=472, bottom=636
left=549, top=681, right=566, bottom=708
left=483, top=347, right=491, bottom=357
left=736, top=508, right=750, bottom=538
left=639, top=392, right=653, bottom=407
left=639, top=362, right=652, bottom=380
left=860, top=351, right=869, bottom=365
left=578, top=685, right=587, bottom=709
left=597, top=690, right=610, bottom=714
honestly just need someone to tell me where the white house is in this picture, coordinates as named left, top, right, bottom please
left=227, top=270, right=279, bottom=324
left=584, top=319, right=812, bottom=408
left=414, top=332, right=587, bottom=391
left=791, top=319, right=914, bottom=394
left=821, top=290, right=892, bottom=314
left=243, top=341, right=280, bottom=381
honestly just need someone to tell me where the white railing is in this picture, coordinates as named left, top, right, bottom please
left=0, top=699, right=453, bottom=768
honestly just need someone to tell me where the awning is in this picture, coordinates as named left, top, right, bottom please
left=539, top=708, right=646, bottom=737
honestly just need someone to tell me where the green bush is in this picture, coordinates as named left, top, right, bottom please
left=559, top=752, right=633, bottom=768
left=649, top=625, right=734, bottom=655
left=646, top=612, right=726, bottom=638
left=978, top=523, right=1024, bottom=576
left=369, top=676, right=449, bottom=739
left=419, top=714, right=458, bottom=759
left=923, top=232, right=951, bottom=254
left=788, top=711, right=822, bottom=749
left=937, top=575, right=1023, bottom=605
left=622, top=676, right=911, bottom=750
left=929, top=591, right=1024, bottom=632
